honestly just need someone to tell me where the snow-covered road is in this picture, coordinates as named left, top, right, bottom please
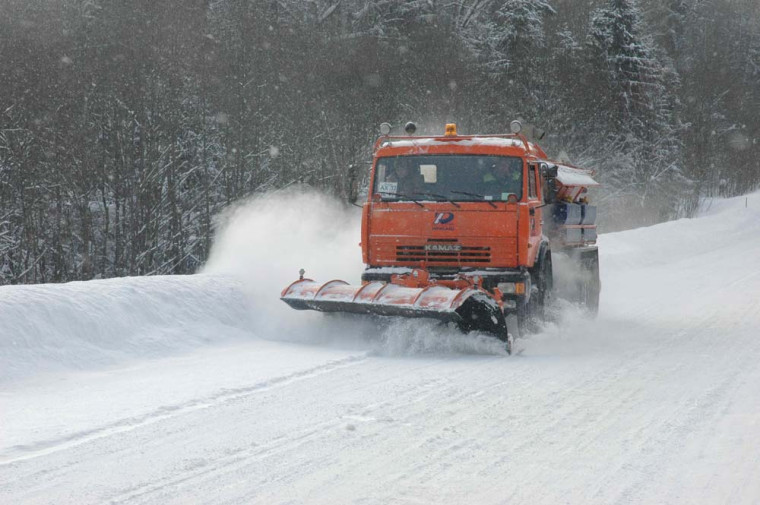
left=1, top=191, right=759, bottom=504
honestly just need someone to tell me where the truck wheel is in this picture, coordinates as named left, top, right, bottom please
left=515, top=302, right=535, bottom=336
left=532, top=250, right=553, bottom=321
left=517, top=250, right=553, bottom=335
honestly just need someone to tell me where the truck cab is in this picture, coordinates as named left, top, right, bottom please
left=360, top=125, right=553, bottom=309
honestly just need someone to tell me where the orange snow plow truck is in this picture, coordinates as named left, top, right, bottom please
left=281, top=121, right=600, bottom=353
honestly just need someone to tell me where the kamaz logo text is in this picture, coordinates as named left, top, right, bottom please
left=433, top=212, right=455, bottom=225
left=424, top=244, right=462, bottom=252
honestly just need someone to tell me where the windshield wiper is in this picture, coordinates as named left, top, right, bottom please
left=449, top=191, right=497, bottom=208
left=376, top=191, right=425, bottom=208
left=413, top=192, right=461, bottom=208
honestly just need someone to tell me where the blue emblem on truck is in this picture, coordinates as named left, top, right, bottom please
left=433, top=212, right=455, bottom=231
left=433, top=212, right=455, bottom=225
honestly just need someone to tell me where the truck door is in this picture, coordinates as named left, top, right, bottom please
left=527, top=163, right=542, bottom=264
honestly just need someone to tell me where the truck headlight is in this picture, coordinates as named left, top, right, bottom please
left=498, top=282, right=526, bottom=295
left=498, top=282, right=516, bottom=294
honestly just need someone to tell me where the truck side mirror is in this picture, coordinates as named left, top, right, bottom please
left=540, top=163, right=558, bottom=178
left=540, top=163, right=558, bottom=204
left=347, top=164, right=359, bottom=204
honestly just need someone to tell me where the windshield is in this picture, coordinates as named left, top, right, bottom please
left=373, top=155, right=523, bottom=202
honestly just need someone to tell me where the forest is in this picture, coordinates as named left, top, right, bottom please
left=1, top=0, right=758, bottom=284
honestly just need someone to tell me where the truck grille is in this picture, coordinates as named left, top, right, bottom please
left=396, top=240, right=491, bottom=264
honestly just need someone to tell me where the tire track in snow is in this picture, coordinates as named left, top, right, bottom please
left=0, top=353, right=368, bottom=467
left=196, top=356, right=556, bottom=498
left=604, top=284, right=760, bottom=505
left=102, top=359, right=468, bottom=504
left=106, top=420, right=341, bottom=505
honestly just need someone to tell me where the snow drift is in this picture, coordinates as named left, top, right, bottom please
left=0, top=188, right=366, bottom=383
left=0, top=275, right=253, bottom=383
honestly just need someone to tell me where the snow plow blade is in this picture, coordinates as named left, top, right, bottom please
left=280, top=279, right=509, bottom=342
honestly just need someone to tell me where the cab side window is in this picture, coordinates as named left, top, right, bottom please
left=528, top=165, right=537, bottom=199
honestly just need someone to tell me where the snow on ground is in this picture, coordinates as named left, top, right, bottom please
left=1, top=189, right=760, bottom=504
left=0, top=274, right=253, bottom=384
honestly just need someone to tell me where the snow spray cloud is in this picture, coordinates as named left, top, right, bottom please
left=202, top=186, right=369, bottom=342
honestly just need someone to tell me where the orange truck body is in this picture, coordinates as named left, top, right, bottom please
left=362, top=135, right=550, bottom=272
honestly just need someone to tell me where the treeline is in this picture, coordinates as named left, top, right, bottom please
left=1, top=0, right=758, bottom=284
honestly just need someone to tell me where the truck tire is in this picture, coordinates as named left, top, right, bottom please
left=517, top=248, right=553, bottom=335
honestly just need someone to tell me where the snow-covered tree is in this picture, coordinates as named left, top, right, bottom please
left=460, top=0, right=555, bottom=74
left=587, top=0, right=686, bottom=225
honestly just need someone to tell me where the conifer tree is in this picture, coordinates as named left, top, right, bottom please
left=588, top=0, right=685, bottom=224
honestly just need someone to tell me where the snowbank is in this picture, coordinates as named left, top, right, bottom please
left=596, top=190, right=760, bottom=329
left=0, top=188, right=367, bottom=383
left=0, top=274, right=253, bottom=383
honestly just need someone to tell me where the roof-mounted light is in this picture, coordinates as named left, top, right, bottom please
left=510, top=120, right=522, bottom=134
left=444, top=123, right=457, bottom=136
left=404, top=122, right=417, bottom=135
left=379, top=122, right=392, bottom=136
